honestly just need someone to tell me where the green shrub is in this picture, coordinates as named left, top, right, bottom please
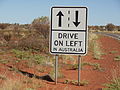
left=114, top=55, right=120, bottom=61
left=8, top=67, right=19, bottom=72
left=11, top=49, right=46, bottom=65
left=33, top=55, right=45, bottom=64
left=11, top=49, right=31, bottom=60
left=69, top=62, right=103, bottom=71
left=49, top=69, right=65, bottom=80
left=64, top=79, right=88, bottom=86
left=109, top=51, right=118, bottom=54
left=0, top=59, right=9, bottom=64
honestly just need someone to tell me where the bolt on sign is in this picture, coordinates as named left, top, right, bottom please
left=50, top=7, right=88, bottom=55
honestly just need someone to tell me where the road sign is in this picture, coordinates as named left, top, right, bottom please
left=50, top=7, right=88, bottom=55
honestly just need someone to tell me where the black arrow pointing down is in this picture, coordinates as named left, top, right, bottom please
left=73, top=11, right=80, bottom=27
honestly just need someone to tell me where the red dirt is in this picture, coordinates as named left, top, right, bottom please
left=0, top=35, right=120, bottom=90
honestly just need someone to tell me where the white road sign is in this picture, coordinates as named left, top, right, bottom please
left=50, top=7, right=88, bottom=55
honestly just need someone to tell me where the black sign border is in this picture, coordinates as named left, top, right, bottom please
left=50, top=6, right=88, bottom=55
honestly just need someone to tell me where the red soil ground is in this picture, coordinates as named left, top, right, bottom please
left=0, top=35, right=120, bottom=90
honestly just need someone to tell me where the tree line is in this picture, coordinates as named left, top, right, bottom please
left=0, top=17, right=120, bottom=32
left=89, top=23, right=120, bottom=31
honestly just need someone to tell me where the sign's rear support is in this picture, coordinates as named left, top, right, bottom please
left=55, top=54, right=58, bottom=84
left=78, top=55, right=81, bottom=86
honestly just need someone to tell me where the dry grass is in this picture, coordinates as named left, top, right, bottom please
left=93, top=41, right=103, bottom=60
left=0, top=78, right=24, bottom=90
left=102, top=31, right=120, bottom=34
left=0, top=75, right=44, bottom=90
left=89, top=33, right=98, bottom=41
left=63, top=86, right=71, bottom=90
left=60, top=55, right=76, bottom=64
left=64, top=79, right=89, bottom=86
left=0, top=73, right=7, bottom=80
left=104, top=64, right=120, bottom=90
left=89, top=33, right=103, bottom=60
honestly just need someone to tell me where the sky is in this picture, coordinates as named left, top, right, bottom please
left=0, top=0, right=120, bottom=25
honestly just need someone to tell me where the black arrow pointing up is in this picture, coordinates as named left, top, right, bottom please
left=73, top=11, right=80, bottom=27
left=57, top=11, right=64, bottom=27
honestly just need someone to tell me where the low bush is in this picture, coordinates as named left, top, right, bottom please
left=0, top=77, right=44, bottom=90
left=114, top=55, right=120, bottom=61
left=109, top=51, right=118, bottom=54
left=69, top=62, right=103, bottom=71
left=11, top=49, right=46, bottom=65
left=0, top=59, right=9, bottom=64
left=49, top=69, right=65, bottom=80
left=9, top=33, right=49, bottom=53
left=64, top=79, right=88, bottom=86
left=3, top=32, right=12, bottom=42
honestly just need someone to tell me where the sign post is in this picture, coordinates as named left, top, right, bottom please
left=78, top=55, right=81, bottom=86
left=55, top=55, right=58, bottom=84
left=50, top=6, right=88, bottom=85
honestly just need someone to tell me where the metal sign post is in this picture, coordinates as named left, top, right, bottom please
left=55, top=55, right=58, bottom=84
left=78, top=55, right=81, bottom=86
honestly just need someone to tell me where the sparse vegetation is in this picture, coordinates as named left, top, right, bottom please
left=89, top=23, right=120, bottom=31
left=36, top=67, right=45, bottom=73
left=8, top=67, right=19, bottom=72
left=0, top=74, right=7, bottom=80
left=49, top=69, right=65, bottom=80
left=69, top=62, right=103, bottom=71
left=0, top=59, right=9, bottom=64
left=103, top=77, right=120, bottom=90
left=0, top=78, right=24, bottom=90
left=89, top=33, right=103, bottom=60
left=109, top=51, right=118, bottom=54
left=7, top=33, right=49, bottom=53
left=61, top=55, right=74, bottom=61
left=103, top=67, right=120, bottom=90
left=60, top=55, right=76, bottom=64
left=23, top=77, right=43, bottom=89
left=0, top=16, right=49, bottom=53
left=114, top=55, right=120, bottom=61
left=64, top=79, right=89, bottom=86
left=0, top=15, right=120, bottom=90
left=11, top=49, right=32, bottom=60
left=3, top=32, right=12, bottom=42
left=11, top=49, right=46, bottom=65
left=32, top=16, right=49, bottom=39
left=93, top=41, right=103, bottom=59
left=0, top=77, right=43, bottom=90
